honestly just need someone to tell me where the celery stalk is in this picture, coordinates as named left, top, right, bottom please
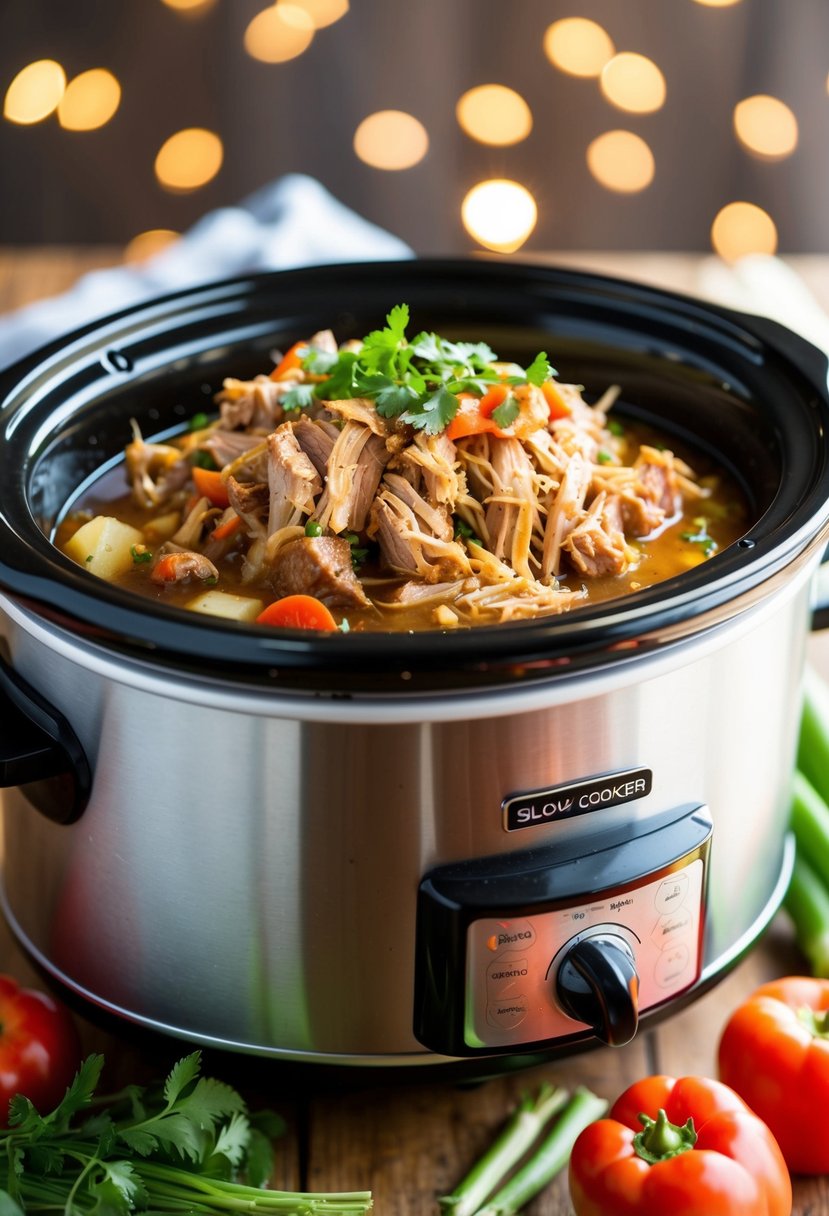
left=471, top=1087, right=607, bottom=1216
left=784, top=852, right=829, bottom=977
left=791, top=770, right=829, bottom=890
left=440, top=1085, right=568, bottom=1216
left=797, top=668, right=829, bottom=808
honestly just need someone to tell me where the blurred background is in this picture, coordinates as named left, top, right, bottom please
left=1, top=0, right=828, bottom=261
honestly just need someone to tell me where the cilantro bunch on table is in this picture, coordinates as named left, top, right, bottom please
left=0, top=1052, right=371, bottom=1216
left=282, top=304, right=554, bottom=435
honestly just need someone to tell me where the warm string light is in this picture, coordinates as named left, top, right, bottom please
left=2, top=8, right=803, bottom=262
left=58, top=69, right=121, bottom=131
left=456, top=85, right=532, bottom=146
left=4, top=60, right=66, bottom=124
left=353, top=110, right=429, bottom=170
left=733, top=94, right=798, bottom=159
left=600, top=52, right=666, bottom=114
left=124, top=229, right=180, bottom=262
left=711, top=202, right=778, bottom=260
left=244, top=5, right=315, bottom=64
left=543, top=18, right=615, bottom=77
left=461, top=180, right=537, bottom=252
left=155, top=128, right=224, bottom=191
left=587, top=130, right=655, bottom=193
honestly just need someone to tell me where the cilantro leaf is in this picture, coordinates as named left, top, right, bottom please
left=177, top=1077, right=246, bottom=1131
left=316, top=351, right=358, bottom=400
left=301, top=348, right=339, bottom=375
left=401, top=386, right=460, bottom=435
left=281, top=383, right=317, bottom=412
left=97, top=1160, right=149, bottom=1210
left=374, top=382, right=420, bottom=417
left=44, top=1054, right=105, bottom=1132
left=163, top=1053, right=202, bottom=1107
left=491, top=395, right=520, bottom=429
left=244, top=1127, right=276, bottom=1189
left=525, top=352, right=554, bottom=386
left=211, top=1112, right=251, bottom=1169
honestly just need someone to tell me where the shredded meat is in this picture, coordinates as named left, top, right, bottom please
left=227, top=477, right=269, bottom=539
left=270, top=537, right=369, bottom=608
left=218, top=376, right=295, bottom=431
left=562, top=492, right=633, bottom=577
left=201, top=430, right=263, bottom=470
left=313, top=421, right=391, bottom=533
left=368, top=483, right=471, bottom=582
left=267, top=423, right=322, bottom=534
left=125, top=427, right=190, bottom=509
left=294, top=417, right=339, bottom=477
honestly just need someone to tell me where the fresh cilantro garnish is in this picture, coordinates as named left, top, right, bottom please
left=596, top=449, right=613, bottom=464
left=524, top=351, right=554, bottom=386
left=491, top=395, right=520, bottom=429
left=400, top=385, right=460, bottom=435
left=130, top=545, right=153, bottom=564
left=302, top=305, right=560, bottom=435
left=0, top=1052, right=370, bottom=1216
left=681, top=517, right=718, bottom=556
left=344, top=532, right=369, bottom=568
left=301, top=348, right=339, bottom=376
left=454, top=516, right=480, bottom=544
left=281, top=383, right=317, bottom=412
left=189, top=412, right=210, bottom=431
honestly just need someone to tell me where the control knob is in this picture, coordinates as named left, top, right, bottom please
left=555, top=932, right=639, bottom=1046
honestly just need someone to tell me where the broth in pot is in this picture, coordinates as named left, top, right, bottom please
left=56, top=307, right=748, bottom=633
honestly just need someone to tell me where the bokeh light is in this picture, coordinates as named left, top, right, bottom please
left=57, top=69, right=121, bottom=132
left=160, top=0, right=216, bottom=9
left=587, top=130, right=655, bottom=193
left=244, top=4, right=315, bottom=64
left=461, top=179, right=537, bottom=253
left=4, top=60, right=66, bottom=125
left=155, top=128, right=224, bottom=192
left=711, top=201, right=778, bottom=260
left=124, top=229, right=180, bottom=262
left=290, top=0, right=348, bottom=28
left=600, top=53, right=666, bottom=114
left=543, top=18, right=615, bottom=78
left=456, top=85, right=532, bottom=146
left=733, top=94, right=798, bottom=159
left=692, top=0, right=742, bottom=6
left=353, top=110, right=429, bottom=170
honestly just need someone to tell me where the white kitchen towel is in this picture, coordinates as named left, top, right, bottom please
left=0, top=174, right=412, bottom=371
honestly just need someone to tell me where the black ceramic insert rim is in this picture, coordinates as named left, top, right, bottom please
left=1, top=258, right=829, bottom=695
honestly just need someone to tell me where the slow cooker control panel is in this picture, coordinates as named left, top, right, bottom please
left=414, top=804, right=711, bottom=1057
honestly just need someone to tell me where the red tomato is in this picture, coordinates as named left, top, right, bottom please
left=718, top=975, right=829, bottom=1174
left=569, top=1074, right=791, bottom=1216
left=0, top=975, right=81, bottom=1121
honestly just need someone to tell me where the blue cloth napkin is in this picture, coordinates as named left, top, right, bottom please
left=0, top=175, right=412, bottom=370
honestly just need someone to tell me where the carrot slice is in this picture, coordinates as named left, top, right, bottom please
left=445, top=386, right=511, bottom=442
left=212, top=512, right=242, bottom=541
left=541, top=379, right=571, bottom=420
left=256, top=595, right=338, bottom=631
left=191, top=466, right=230, bottom=508
left=152, top=553, right=182, bottom=583
left=269, top=341, right=309, bottom=380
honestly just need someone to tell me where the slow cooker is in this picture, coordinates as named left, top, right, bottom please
left=1, top=259, right=828, bottom=1069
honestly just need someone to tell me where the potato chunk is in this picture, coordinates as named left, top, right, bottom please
left=64, top=516, right=146, bottom=580
left=185, top=590, right=264, bottom=622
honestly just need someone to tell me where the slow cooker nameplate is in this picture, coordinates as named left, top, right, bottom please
left=502, top=767, right=653, bottom=832
left=414, top=805, right=711, bottom=1057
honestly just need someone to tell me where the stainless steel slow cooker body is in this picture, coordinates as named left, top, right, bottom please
left=1, top=259, right=829, bottom=1070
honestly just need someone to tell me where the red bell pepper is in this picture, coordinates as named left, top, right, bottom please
left=718, top=975, right=829, bottom=1173
left=569, top=1074, right=791, bottom=1216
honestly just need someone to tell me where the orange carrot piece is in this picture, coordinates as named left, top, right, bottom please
left=269, top=341, right=309, bottom=380
left=211, top=512, right=242, bottom=541
left=191, top=466, right=230, bottom=508
left=541, top=379, right=571, bottom=420
left=256, top=595, right=338, bottom=631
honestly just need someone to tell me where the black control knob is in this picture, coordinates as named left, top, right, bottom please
left=555, top=933, right=639, bottom=1046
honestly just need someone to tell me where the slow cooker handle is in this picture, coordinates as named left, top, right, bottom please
left=0, top=653, right=90, bottom=824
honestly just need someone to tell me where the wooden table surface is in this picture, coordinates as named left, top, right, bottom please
left=2, top=246, right=829, bottom=1214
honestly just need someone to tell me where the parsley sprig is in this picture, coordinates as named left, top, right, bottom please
left=0, top=1052, right=372, bottom=1216
left=291, top=304, right=555, bottom=436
